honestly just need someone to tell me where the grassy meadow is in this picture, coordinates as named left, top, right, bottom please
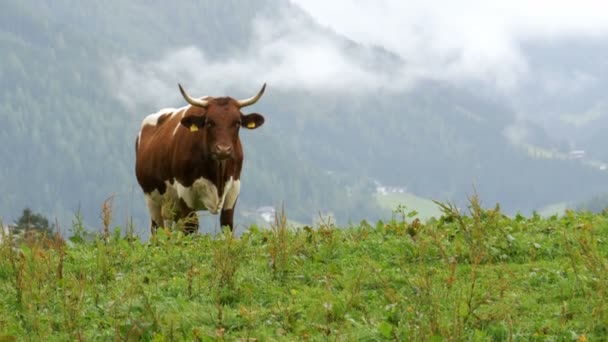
left=0, top=196, right=607, bottom=341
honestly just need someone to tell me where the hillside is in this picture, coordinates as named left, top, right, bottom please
left=2, top=1, right=608, bottom=234
left=0, top=0, right=384, bottom=231
left=1, top=201, right=606, bottom=340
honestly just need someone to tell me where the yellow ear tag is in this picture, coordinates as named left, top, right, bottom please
left=247, top=122, right=256, bottom=129
left=190, top=124, right=199, bottom=132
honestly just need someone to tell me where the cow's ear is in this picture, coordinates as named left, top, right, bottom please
left=181, top=115, right=205, bottom=132
left=241, top=113, right=265, bottom=129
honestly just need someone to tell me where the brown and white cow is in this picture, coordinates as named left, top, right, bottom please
left=135, top=83, right=266, bottom=234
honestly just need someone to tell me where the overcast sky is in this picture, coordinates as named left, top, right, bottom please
left=111, top=0, right=608, bottom=111
left=291, top=0, right=608, bottom=87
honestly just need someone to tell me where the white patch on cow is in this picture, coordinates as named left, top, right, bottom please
left=144, top=181, right=179, bottom=227
left=175, top=177, right=240, bottom=214
left=144, top=177, right=240, bottom=228
left=141, top=108, right=174, bottom=127
left=138, top=108, right=174, bottom=143
left=224, top=180, right=240, bottom=210
left=144, top=189, right=163, bottom=226
left=172, top=108, right=186, bottom=137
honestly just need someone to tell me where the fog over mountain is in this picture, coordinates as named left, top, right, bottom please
left=293, top=1, right=608, bottom=154
left=2, top=0, right=608, bottom=235
left=111, top=1, right=608, bottom=149
left=292, top=0, right=608, bottom=88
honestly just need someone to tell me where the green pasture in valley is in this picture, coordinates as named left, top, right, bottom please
left=376, top=192, right=442, bottom=222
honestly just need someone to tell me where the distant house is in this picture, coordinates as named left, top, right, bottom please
left=569, top=150, right=585, bottom=159
left=376, top=185, right=407, bottom=195
left=256, top=206, right=276, bottom=223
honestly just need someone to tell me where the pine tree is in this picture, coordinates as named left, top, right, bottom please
left=14, top=208, right=54, bottom=235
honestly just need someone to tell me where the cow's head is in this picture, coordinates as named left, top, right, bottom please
left=179, top=84, right=266, bottom=160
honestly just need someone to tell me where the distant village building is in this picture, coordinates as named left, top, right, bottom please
left=256, top=206, right=276, bottom=223
left=376, top=185, right=407, bottom=195
left=569, top=150, right=585, bottom=159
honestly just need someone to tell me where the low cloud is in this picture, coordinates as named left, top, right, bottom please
left=291, top=0, right=608, bottom=88
left=108, top=0, right=608, bottom=111
left=107, top=6, right=395, bottom=111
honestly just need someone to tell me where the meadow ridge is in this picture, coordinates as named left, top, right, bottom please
left=0, top=197, right=606, bottom=341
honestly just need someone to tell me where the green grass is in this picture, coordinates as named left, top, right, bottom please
left=376, top=192, right=442, bottom=221
left=1, top=197, right=607, bottom=340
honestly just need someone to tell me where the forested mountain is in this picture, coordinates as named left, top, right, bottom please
left=1, top=0, right=607, bottom=235
left=511, top=38, right=608, bottom=159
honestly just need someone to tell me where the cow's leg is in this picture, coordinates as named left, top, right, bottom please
left=182, top=212, right=199, bottom=235
left=144, top=191, right=163, bottom=235
left=177, top=199, right=199, bottom=235
left=222, top=188, right=239, bottom=232
left=220, top=207, right=235, bottom=232
left=150, top=219, right=159, bottom=235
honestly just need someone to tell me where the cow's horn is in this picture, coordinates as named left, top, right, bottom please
left=178, top=83, right=209, bottom=107
left=237, top=83, right=266, bottom=107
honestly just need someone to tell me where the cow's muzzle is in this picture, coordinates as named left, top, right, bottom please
left=212, top=144, right=233, bottom=160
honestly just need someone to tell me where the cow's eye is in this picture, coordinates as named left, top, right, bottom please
left=206, top=120, right=215, bottom=128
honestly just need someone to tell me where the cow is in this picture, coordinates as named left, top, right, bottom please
left=135, top=83, right=266, bottom=234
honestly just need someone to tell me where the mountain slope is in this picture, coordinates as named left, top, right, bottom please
left=1, top=0, right=607, bottom=233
